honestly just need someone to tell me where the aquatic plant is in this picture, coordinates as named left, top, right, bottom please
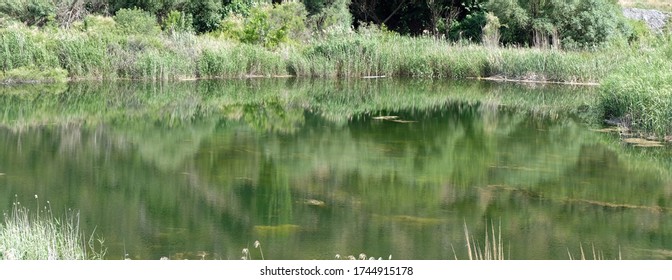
left=0, top=197, right=106, bottom=260
left=463, top=221, right=505, bottom=260
left=241, top=240, right=264, bottom=260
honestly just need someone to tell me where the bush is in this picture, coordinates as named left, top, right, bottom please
left=306, top=0, right=352, bottom=31
left=560, top=0, right=624, bottom=49
left=80, top=15, right=117, bottom=34
left=220, top=2, right=308, bottom=49
left=188, top=0, right=223, bottom=33
left=162, top=10, right=194, bottom=34
left=449, top=11, right=487, bottom=43
left=0, top=0, right=56, bottom=27
left=113, top=7, right=160, bottom=36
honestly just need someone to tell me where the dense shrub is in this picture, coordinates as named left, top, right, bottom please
left=0, top=0, right=56, bottom=27
left=449, top=10, right=487, bottom=43
left=559, top=0, right=627, bottom=49
left=487, top=0, right=630, bottom=49
left=80, top=14, right=117, bottom=34
left=162, top=10, right=194, bottom=34
left=114, top=8, right=160, bottom=35
left=218, top=2, right=308, bottom=49
left=188, top=0, right=223, bottom=33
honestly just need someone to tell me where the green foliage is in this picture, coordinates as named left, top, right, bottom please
left=81, top=15, right=117, bottom=34
left=132, top=49, right=194, bottom=80
left=188, top=0, right=223, bottom=33
left=1, top=201, right=106, bottom=260
left=162, top=10, right=194, bottom=33
left=241, top=6, right=275, bottom=46
left=560, top=0, right=624, bottom=49
left=0, top=25, right=60, bottom=71
left=599, top=46, right=672, bottom=136
left=216, top=13, right=245, bottom=40
left=487, top=0, right=630, bottom=49
left=197, top=43, right=286, bottom=78
left=109, top=0, right=165, bottom=15
left=482, top=12, right=501, bottom=47
left=114, top=7, right=161, bottom=35
left=449, top=10, right=487, bottom=43
left=223, top=0, right=252, bottom=16
left=624, top=19, right=651, bottom=43
left=56, top=32, right=113, bottom=78
left=220, top=2, right=308, bottom=49
left=307, top=0, right=351, bottom=31
left=485, top=0, right=531, bottom=45
left=0, top=0, right=56, bottom=27
left=0, top=66, right=67, bottom=84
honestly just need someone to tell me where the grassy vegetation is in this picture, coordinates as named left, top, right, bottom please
left=0, top=3, right=671, bottom=136
left=0, top=199, right=106, bottom=260
left=0, top=21, right=618, bottom=83
left=619, top=0, right=672, bottom=12
left=599, top=39, right=672, bottom=137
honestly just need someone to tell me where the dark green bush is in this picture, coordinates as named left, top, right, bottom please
left=188, top=0, right=223, bottom=33
left=449, top=10, right=487, bottom=43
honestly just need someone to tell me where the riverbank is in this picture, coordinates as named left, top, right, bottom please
left=1, top=15, right=671, bottom=137
left=0, top=22, right=616, bottom=83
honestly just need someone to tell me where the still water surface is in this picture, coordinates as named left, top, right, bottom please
left=1, top=79, right=671, bottom=259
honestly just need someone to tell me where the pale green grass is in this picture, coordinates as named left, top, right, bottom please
left=0, top=199, right=106, bottom=260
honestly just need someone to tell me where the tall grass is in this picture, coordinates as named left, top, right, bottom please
left=0, top=20, right=622, bottom=83
left=599, top=42, right=672, bottom=136
left=2, top=17, right=672, bottom=136
left=0, top=25, right=60, bottom=71
left=567, top=244, right=622, bottom=260
left=198, top=43, right=286, bottom=78
left=0, top=199, right=106, bottom=260
left=463, top=221, right=505, bottom=260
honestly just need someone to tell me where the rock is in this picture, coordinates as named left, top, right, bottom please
left=304, top=199, right=326, bottom=207
left=623, top=8, right=670, bottom=33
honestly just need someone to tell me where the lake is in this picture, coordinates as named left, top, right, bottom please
left=1, top=79, right=671, bottom=260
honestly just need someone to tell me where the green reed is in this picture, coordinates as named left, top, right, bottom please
left=0, top=198, right=106, bottom=260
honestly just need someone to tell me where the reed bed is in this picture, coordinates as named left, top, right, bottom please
left=0, top=22, right=620, bottom=83
left=599, top=42, right=672, bottom=136
left=2, top=19, right=672, bottom=135
left=0, top=199, right=106, bottom=260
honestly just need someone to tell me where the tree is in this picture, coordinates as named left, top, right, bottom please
left=486, top=0, right=626, bottom=48
left=560, top=0, right=625, bottom=48
left=188, top=0, right=223, bottom=33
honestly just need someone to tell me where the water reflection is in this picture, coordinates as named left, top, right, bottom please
left=0, top=79, right=671, bottom=259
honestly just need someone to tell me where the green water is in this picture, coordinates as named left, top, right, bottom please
left=1, top=79, right=671, bottom=260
